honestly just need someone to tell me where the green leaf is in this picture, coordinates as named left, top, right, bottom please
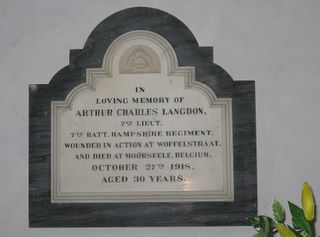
left=300, top=230, right=311, bottom=237
left=292, top=219, right=303, bottom=231
left=247, top=216, right=263, bottom=231
left=262, top=217, right=271, bottom=237
left=253, top=232, right=267, bottom=237
left=272, top=200, right=285, bottom=222
left=288, top=225, right=304, bottom=237
left=288, top=201, right=312, bottom=236
left=247, top=216, right=275, bottom=237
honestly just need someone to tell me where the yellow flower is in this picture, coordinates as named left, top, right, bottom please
left=276, top=224, right=296, bottom=237
left=301, top=181, right=315, bottom=221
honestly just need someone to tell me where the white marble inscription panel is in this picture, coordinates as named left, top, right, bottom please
left=51, top=31, right=233, bottom=203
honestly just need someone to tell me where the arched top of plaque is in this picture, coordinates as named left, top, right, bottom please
left=48, top=7, right=235, bottom=100
left=103, top=30, right=186, bottom=76
left=61, top=30, right=224, bottom=108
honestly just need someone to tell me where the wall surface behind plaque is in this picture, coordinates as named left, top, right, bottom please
left=1, top=0, right=320, bottom=236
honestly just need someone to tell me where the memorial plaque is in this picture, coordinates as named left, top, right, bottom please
left=52, top=31, right=233, bottom=203
left=29, top=7, right=256, bottom=227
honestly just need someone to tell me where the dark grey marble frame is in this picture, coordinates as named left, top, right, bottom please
left=29, top=7, right=257, bottom=227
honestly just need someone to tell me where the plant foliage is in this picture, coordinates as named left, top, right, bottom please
left=247, top=182, right=316, bottom=237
